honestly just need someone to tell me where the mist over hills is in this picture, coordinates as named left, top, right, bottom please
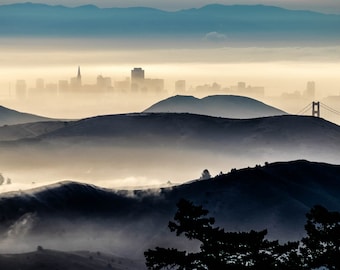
left=0, top=105, right=55, bottom=126
left=0, top=3, right=339, bottom=44
left=0, top=160, right=339, bottom=261
left=144, top=95, right=286, bottom=118
left=33, top=113, right=340, bottom=153
left=0, top=108, right=339, bottom=264
left=0, top=112, right=339, bottom=184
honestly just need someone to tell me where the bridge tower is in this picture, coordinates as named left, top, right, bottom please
left=312, top=101, right=320, bottom=117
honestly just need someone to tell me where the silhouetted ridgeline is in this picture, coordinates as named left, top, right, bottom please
left=0, top=111, right=338, bottom=154
left=0, top=160, right=340, bottom=245
left=0, top=3, right=339, bottom=44
left=144, top=95, right=287, bottom=118
left=0, top=113, right=340, bottom=183
left=34, top=114, right=340, bottom=153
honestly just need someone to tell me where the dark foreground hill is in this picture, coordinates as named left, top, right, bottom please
left=0, top=249, right=143, bottom=270
left=143, top=95, right=287, bottom=118
left=0, top=160, right=339, bottom=261
left=0, top=105, right=55, bottom=126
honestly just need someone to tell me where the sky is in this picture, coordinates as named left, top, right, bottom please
left=0, top=0, right=339, bottom=13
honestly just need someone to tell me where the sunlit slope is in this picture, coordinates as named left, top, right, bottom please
left=144, top=95, right=287, bottom=118
left=0, top=105, right=55, bottom=126
left=0, top=160, right=339, bottom=254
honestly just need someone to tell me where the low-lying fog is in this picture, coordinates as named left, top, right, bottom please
left=0, top=214, right=201, bottom=261
left=0, top=147, right=243, bottom=193
left=0, top=40, right=340, bottom=121
left=0, top=142, right=338, bottom=194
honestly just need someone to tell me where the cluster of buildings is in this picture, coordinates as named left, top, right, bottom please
left=280, top=81, right=316, bottom=100
left=13, top=66, right=318, bottom=103
left=183, top=81, right=265, bottom=98
left=13, top=65, right=319, bottom=105
left=13, top=66, right=269, bottom=101
left=14, top=67, right=166, bottom=100
left=114, top=67, right=164, bottom=94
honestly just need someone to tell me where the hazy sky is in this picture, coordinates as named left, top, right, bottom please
left=0, top=0, right=339, bottom=13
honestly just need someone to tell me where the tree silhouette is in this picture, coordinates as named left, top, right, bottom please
left=0, top=173, right=4, bottom=185
left=200, top=169, right=211, bottom=180
left=301, top=205, right=340, bottom=270
left=145, top=199, right=300, bottom=269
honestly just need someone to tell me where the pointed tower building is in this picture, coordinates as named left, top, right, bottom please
left=77, top=66, right=81, bottom=81
left=70, top=66, right=82, bottom=90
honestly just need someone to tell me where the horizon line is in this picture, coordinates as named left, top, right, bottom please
left=0, top=2, right=339, bottom=16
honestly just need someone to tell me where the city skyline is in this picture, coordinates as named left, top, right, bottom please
left=6, top=65, right=336, bottom=122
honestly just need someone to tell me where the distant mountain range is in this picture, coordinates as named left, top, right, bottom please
left=144, top=95, right=286, bottom=118
left=0, top=105, right=55, bottom=126
left=0, top=3, right=339, bottom=44
left=0, top=160, right=339, bottom=260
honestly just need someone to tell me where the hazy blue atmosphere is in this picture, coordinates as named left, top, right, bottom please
left=1, top=3, right=338, bottom=43
left=0, top=0, right=339, bottom=13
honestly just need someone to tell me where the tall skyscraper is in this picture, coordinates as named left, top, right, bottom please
left=131, top=67, right=145, bottom=92
left=131, top=67, right=144, bottom=80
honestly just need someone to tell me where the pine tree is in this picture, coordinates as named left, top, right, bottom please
left=145, top=199, right=300, bottom=270
left=301, top=205, right=340, bottom=270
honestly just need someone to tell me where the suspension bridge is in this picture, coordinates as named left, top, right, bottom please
left=297, top=101, right=340, bottom=118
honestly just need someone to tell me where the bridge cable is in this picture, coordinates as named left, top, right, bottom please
left=296, top=103, right=312, bottom=115
left=320, top=102, right=340, bottom=116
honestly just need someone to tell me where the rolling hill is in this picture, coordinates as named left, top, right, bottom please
left=34, top=113, right=340, bottom=153
left=0, top=160, right=339, bottom=261
left=0, top=113, right=339, bottom=186
left=143, top=95, right=287, bottom=118
left=0, top=105, right=55, bottom=126
left=0, top=121, right=68, bottom=141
